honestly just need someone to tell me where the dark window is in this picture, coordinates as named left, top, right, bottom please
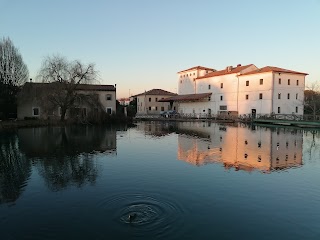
left=259, top=93, right=263, bottom=99
left=155, top=98, right=158, bottom=101
left=296, top=80, right=299, bottom=86
left=260, top=79, right=263, bottom=85
left=33, top=107, right=39, bottom=116
left=220, top=105, right=227, bottom=110
left=220, top=83, right=223, bottom=88
left=246, top=94, right=249, bottom=100
left=106, top=107, right=112, bottom=114
left=246, top=81, right=249, bottom=86
left=296, top=93, right=298, bottom=99
left=208, top=84, right=211, bottom=89
left=155, top=106, right=158, bottom=110
left=288, top=79, right=290, bottom=85
left=148, top=106, right=151, bottom=110
left=208, top=96, right=211, bottom=101
left=279, top=78, right=281, bottom=84
left=220, top=95, right=223, bottom=101
left=296, top=106, right=298, bottom=113
left=287, top=93, right=290, bottom=99
left=161, top=106, right=164, bottom=111
left=278, top=93, right=281, bottom=99
left=149, top=98, right=151, bottom=102
left=106, top=94, right=112, bottom=100
left=278, top=107, right=281, bottom=113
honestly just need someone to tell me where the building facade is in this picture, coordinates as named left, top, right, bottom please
left=134, top=89, right=178, bottom=115
left=175, top=64, right=307, bottom=117
left=17, top=82, right=116, bottom=120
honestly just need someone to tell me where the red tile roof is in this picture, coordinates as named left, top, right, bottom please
left=158, top=93, right=212, bottom=102
left=23, top=82, right=116, bottom=91
left=196, top=64, right=255, bottom=79
left=178, top=66, right=215, bottom=73
left=134, top=89, right=177, bottom=97
left=240, top=66, right=308, bottom=76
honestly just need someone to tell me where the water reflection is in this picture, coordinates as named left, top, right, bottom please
left=0, top=132, right=31, bottom=204
left=0, top=126, right=118, bottom=201
left=136, top=121, right=304, bottom=173
left=177, top=122, right=303, bottom=172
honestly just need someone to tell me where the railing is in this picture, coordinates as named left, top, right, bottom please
left=255, top=114, right=320, bottom=121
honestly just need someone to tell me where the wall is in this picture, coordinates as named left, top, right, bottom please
left=136, top=94, right=178, bottom=115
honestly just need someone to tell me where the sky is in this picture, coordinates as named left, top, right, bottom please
left=1, top=0, right=320, bottom=98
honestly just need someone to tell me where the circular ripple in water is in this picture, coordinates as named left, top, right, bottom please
left=99, top=193, right=187, bottom=239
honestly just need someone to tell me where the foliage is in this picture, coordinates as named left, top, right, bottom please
left=38, top=55, right=97, bottom=121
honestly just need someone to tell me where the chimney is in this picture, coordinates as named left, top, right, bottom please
left=226, top=66, right=233, bottom=72
left=237, top=64, right=241, bottom=67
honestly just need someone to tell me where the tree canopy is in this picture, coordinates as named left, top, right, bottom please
left=37, top=55, right=98, bottom=121
left=0, top=37, right=29, bottom=86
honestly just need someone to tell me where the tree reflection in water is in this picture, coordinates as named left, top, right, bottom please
left=0, top=131, right=31, bottom=204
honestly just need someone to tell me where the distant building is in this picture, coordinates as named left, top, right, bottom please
left=133, top=89, right=178, bottom=115
left=162, top=64, right=308, bottom=117
left=118, top=97, right=130, bottom=106
left=17, top=82, right=116, bottom=120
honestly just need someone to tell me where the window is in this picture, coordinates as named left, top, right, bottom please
left=148, top=106, right=151, bottom=110
left=296, top=93, right=298, bottom=99
left=278, top=107, right=281, bottom=113
left=296, top=80, right=299, bottom=86
left=193, top=73, right=195, bottom=75
left=279, top=78, right=281, bottom=84
left=208, top=84, right=211, bottom=89
left=288, top=79, right=290, bottom=85
left=245, top=94, right=249, bottom=100
left=106, top=94, right=112, bottom=100
left=246, top=81, right=249, bottom=86
left=180, top=80, right=182, bottom=83
left=208, top=96, right=211, bottom=101
left=161, top=106, right=164, bottom=111
left=155, top=98, right=158, bottom=101
left=220, top=95, right=223, bottom=101
left=149, top=98, right=151, bottom=102
left=106, top=107, right=112, bottom=114
left=287, top=93, right=290, bottom=99
left=260, top=79, right=263, bottom=85
left=278, top=93, right=281, bottom=99
left=155, top=106, right=158, bottom=111
left=220, top=83, right=223, bottom=89
left=32, top=107, right=40, bottom=116
left=296, top=106, right=298, bottom=113
left=259, top=93, right=263, bottom=99
left=220, top=105, right=227, bottom=110
left=174, top=106, right=176, bottom=110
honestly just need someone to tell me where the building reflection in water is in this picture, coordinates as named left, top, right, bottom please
left=177, top=122, right=303, bottom=173
left=17, top=126, right=117, bottom=191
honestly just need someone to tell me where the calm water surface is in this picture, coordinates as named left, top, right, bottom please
left=1, top=122, right=320, bottom=240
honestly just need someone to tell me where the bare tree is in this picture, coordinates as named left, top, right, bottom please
left=0, top=37, right=29, bottom=119
left=304, top=82, right=320, bottom=120
left=38, top=55, right=98, bottom=121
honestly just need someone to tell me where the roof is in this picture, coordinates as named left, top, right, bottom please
left=158, top=93, right=212, bottom=102
left=240, top=66, right=308, bottom=76
left=196, top=64, right=255, bottom=79
left=133, top=89, right=177, bottom=97
left=178, top=66, right=215, bottom=73
left=22, top=82, right=116, bottom=91
left=76, top=84, right=116, bottom=91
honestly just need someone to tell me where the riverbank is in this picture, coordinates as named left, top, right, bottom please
left=0, top=116, right=134, bottom=131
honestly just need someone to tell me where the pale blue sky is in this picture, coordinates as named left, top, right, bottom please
left=1, top=0, right=319, bottom=98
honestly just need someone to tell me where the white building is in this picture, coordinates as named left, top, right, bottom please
left=134, top=89, right=178, bottom=115
left=170, top=64, right=308, bottom=117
